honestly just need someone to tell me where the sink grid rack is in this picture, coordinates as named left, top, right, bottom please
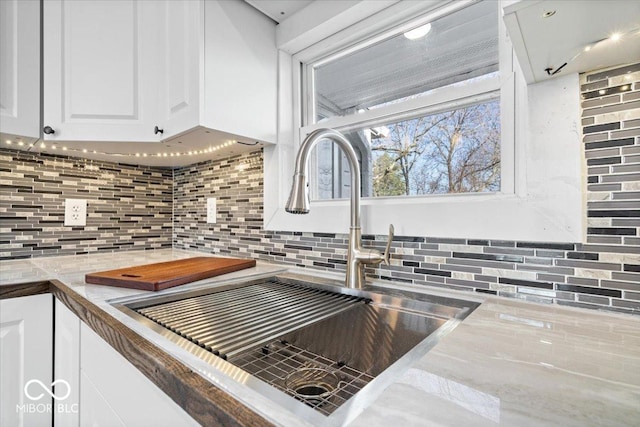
left=229, top=340, right=374, bottom=416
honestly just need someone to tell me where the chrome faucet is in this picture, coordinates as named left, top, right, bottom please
left=285, top=128, right=394, bottom=289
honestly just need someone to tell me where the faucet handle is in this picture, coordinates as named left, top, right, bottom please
left=383, top=224, right=394, bottom=265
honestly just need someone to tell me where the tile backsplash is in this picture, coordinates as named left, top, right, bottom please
left=3, top=63, right=639, bottom=315
left=1, top=151, right=173, bottom=259
left=174, top=63, right=640, bottom=315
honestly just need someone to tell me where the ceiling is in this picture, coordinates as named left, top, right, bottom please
left=244, top=0, right=314, bottom=23
left=504, top=0, right=640, bottom=83
left=315, top=1, right=498, bottom=117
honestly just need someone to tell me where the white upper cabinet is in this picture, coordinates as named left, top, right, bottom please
left=42, top=0, right=277, bottom=148
left=503, top=0, right=640, bottom=84
left=0, top=0, right=40, bottom=143
left=200, top=0, right=277, bottom=144
left=157, top=0, right=201, bottom=140
left=43, top=0, right=162, bottom=142
left=155, top=0, right=278, bottom=143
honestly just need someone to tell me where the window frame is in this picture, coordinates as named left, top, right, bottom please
left=297, top=0, right=515, bottom=200
left=263, top=0, right=584, bottom=243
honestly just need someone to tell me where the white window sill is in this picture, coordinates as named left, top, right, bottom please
left=265, top=190, right=583, bottom=242
left=265, top=72, right=585, bottom=243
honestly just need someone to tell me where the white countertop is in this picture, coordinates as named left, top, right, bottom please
left=2, top=249, right=639, bottom=426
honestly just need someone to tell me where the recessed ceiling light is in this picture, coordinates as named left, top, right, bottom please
left=542, top=10, right=556, bottom=18
left=610, top=33, right=621, bottom=41
left=404, top=23, right=432, bottom=40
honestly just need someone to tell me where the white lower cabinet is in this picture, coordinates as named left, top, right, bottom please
left=79, top=322, right=199, bottom=427
left=1, top=295, right=195, bottom=427
left=0, top=294, right=53, bottom=427
left=79, top=370, right=126, bottom=426
left=53, top=300, right=80, bottom=427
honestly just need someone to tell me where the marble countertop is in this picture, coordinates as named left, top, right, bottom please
left=2, top=249, right=639, bottom=426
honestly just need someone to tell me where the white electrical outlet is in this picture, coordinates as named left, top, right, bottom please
left=206, top=197, right=217, bottom=224
left=64, top=199, right=87, bottom=226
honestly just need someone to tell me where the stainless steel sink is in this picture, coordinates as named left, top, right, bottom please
left=111, top=273, right=480, bottom=425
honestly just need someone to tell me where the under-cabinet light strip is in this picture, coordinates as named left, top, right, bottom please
left=4, top=139, right=238, bottom=158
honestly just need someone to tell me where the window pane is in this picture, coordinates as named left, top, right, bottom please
left=308, top=100, right=501, bottom=200
left=313, top=1, right=499, bottom=122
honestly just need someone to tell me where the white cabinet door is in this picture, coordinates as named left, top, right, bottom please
left=202, top=0, right=277, bottom=143
left=43, top=0, right=162, bottom=142
left=79, top=323, right=198, bottom=427
left=157, top=0, right=201, bottom=140
left=79, top=371, right=126, bottom=427
left=160, top=0, right=277, bottom=144
left=0, top=294, right=53, bottom=427
left=0, top=0, right=40, bottom=142
left=41, top=0, right=277, bottom=149
left=54, top=300, right=80, bottom=427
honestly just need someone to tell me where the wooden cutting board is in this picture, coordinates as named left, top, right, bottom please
left=85, top=257, right=256, bottom=291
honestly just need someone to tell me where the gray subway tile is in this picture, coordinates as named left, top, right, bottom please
left=581, top=94, right=621, bottom=109
left=624, top=291, right=640, bottom=301
left=475, top=274, right=498, bottom=283
left=582, top=100, right=640, bottom=117
left=581, top=80, right=609, bottom=91
left=612, top=164, right=640, bottom=173
left=581, top=117, right=595, bottom=126
left=612, top=298, right=640, bottom=310
left=601, top=172, right=640, bottom=183
left=611, top=127, right=640, bottom=139
left=623, top=118, right=640, bottom=129
left=586, top=63, right=640, bottom=82
left=555, top=259, right=622, bottom=271
left=601, top=280, right=640, bottom=291
left=623, top=91, right=640, bottom=102
left=584, top=147, right=620, bottom=159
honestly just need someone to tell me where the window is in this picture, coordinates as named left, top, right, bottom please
left=265, top=0, right=583, bottom=243
left=302, top=1, right=503, bottom=200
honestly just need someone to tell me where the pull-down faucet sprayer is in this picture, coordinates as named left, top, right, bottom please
left=285, top=128, right=394, bottom=289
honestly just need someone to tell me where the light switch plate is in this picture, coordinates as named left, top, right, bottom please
left=206, top=197, right=216, bottom=224
left=64, top=199, right=87, bottom=226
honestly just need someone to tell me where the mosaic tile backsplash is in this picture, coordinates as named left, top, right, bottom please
left=1, top=151, right=173, bottom=259
left=3, top=63, right=640, bottom=315
left=174, top=63, right=640, bottom=315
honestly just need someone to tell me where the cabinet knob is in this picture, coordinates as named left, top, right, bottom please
left=154, top=126, right=164, bottom=135
left=43, top=126, right=55, bottom=135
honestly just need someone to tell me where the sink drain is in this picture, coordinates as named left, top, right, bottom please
left=284, top=367, right=344, bottom=406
